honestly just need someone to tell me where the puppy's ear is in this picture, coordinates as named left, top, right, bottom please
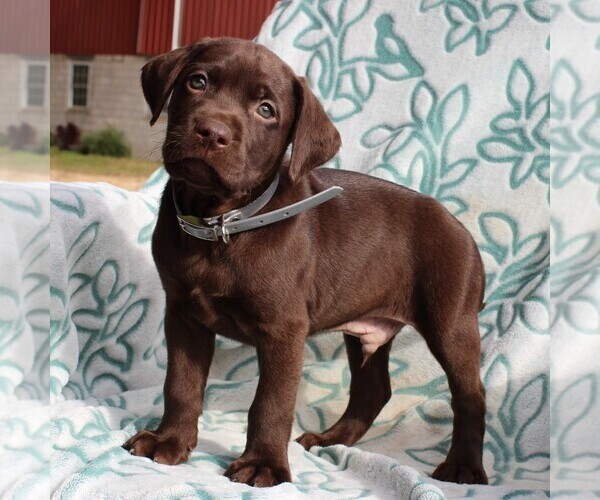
left=288, top=77, right=341, bottom=183
left=141, top=46, right=188, bottom=125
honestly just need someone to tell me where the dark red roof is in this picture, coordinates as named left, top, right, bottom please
left=180, top=0, right=277, bottom=46
left=137, top=0, right=175, bottom=55
left=50, top=0, right=278, bottom=56
left=51, top=0, right=141, bottom=55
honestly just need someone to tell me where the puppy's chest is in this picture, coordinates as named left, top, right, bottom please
left=177, top=256, right=237, bottom=299
left=169, top=252, right=268, bottom=336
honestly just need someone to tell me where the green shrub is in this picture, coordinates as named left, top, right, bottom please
left=0, top=130, right=7, bottom=146
left=7, top=123, right=36, bottom=150
left=81, top=127, right=131, bottom=157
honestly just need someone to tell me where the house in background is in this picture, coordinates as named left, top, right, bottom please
left=50, top=0, right=277, bottom=159
left=0, top=0, right=50, bottom=148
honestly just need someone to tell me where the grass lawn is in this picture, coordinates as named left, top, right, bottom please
left=50, top=147, right=161, bottom=190
left=0, top=146, right=49, bottom=182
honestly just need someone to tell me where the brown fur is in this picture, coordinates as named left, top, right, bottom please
left=123, top=38, right=488, bottom=487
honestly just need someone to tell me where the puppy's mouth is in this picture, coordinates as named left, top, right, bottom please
left=166, top=156, right=214, bottom=171
left=164, top=156, right=242, bottom=195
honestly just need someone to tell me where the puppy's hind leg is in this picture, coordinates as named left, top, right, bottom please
left=422, top=315, right=488, bottom=485
left=296, top=333, right=393, bottom=449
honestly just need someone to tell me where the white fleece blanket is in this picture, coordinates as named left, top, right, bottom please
left=3, top=0, right=584, bottom=498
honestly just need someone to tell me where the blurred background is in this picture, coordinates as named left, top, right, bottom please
left=50, top=0, right=278, bottom=188
left=2, top=0, right=279, bottom=189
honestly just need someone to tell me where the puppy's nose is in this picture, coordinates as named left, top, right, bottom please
left=195, top=120, right=232, bottom=149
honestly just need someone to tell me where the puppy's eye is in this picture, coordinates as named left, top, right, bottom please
left=257, top=103, right=275, bottom=119
left=188, top=74, right=207, bottom=91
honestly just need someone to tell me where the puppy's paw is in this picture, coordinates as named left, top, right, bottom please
left=295, top=431, right=344, bottom=450
left=122, top=430, right=194, bottom=465
left=432, top=460, right=488, bottom=485
left=224, top=457, right=291, bottom=487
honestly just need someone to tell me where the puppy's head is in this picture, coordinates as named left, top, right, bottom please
left=142, top=38, right=341, bottom=195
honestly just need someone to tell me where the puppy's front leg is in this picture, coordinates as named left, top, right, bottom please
left=124, top=300, right=215, bottom=464
left=225, top=332, right=306, bottom=487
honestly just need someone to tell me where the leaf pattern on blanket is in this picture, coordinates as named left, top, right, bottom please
left=550, top=218, right=600, bottom=334
left=552, top=374, right=600, bottom=484
left=477, top=212, right=550, bottom=343
left=477, top=59, right=550, bottom=193
left=550, top=59, right=600, bottom=203
left=69, top=259, right=149, bottom=396
left=0, top=186, right=49, bottom=400
left=0, top=184, right=51, bottom=499
left=271, top=0, right=424, bottom=121
left=566, top=0, right=600, bottom=51
left=420, top=0, right=519, bottom=55
left=49, top=187, right=165, bottom=401
left=361, top=80, right=477, bottom=215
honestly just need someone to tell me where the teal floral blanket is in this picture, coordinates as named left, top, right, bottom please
left=6, top=0, right=600, bottom=498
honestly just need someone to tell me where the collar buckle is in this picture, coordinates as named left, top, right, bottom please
left=202, top=209, right=242, bottom=227
left=204, top=211, right=241, bottom=244
left=216, top=214, right=229, bottom=244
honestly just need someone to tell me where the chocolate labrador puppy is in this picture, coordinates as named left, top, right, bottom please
left=123, top=38, right=488, bottom=487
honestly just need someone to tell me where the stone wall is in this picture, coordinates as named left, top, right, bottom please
left=0, top=54, right=50, bottom=142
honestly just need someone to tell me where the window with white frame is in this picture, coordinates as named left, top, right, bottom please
left=26, top=63, right=47, bottom=107
left=70, top=62, right=90, bottom=107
